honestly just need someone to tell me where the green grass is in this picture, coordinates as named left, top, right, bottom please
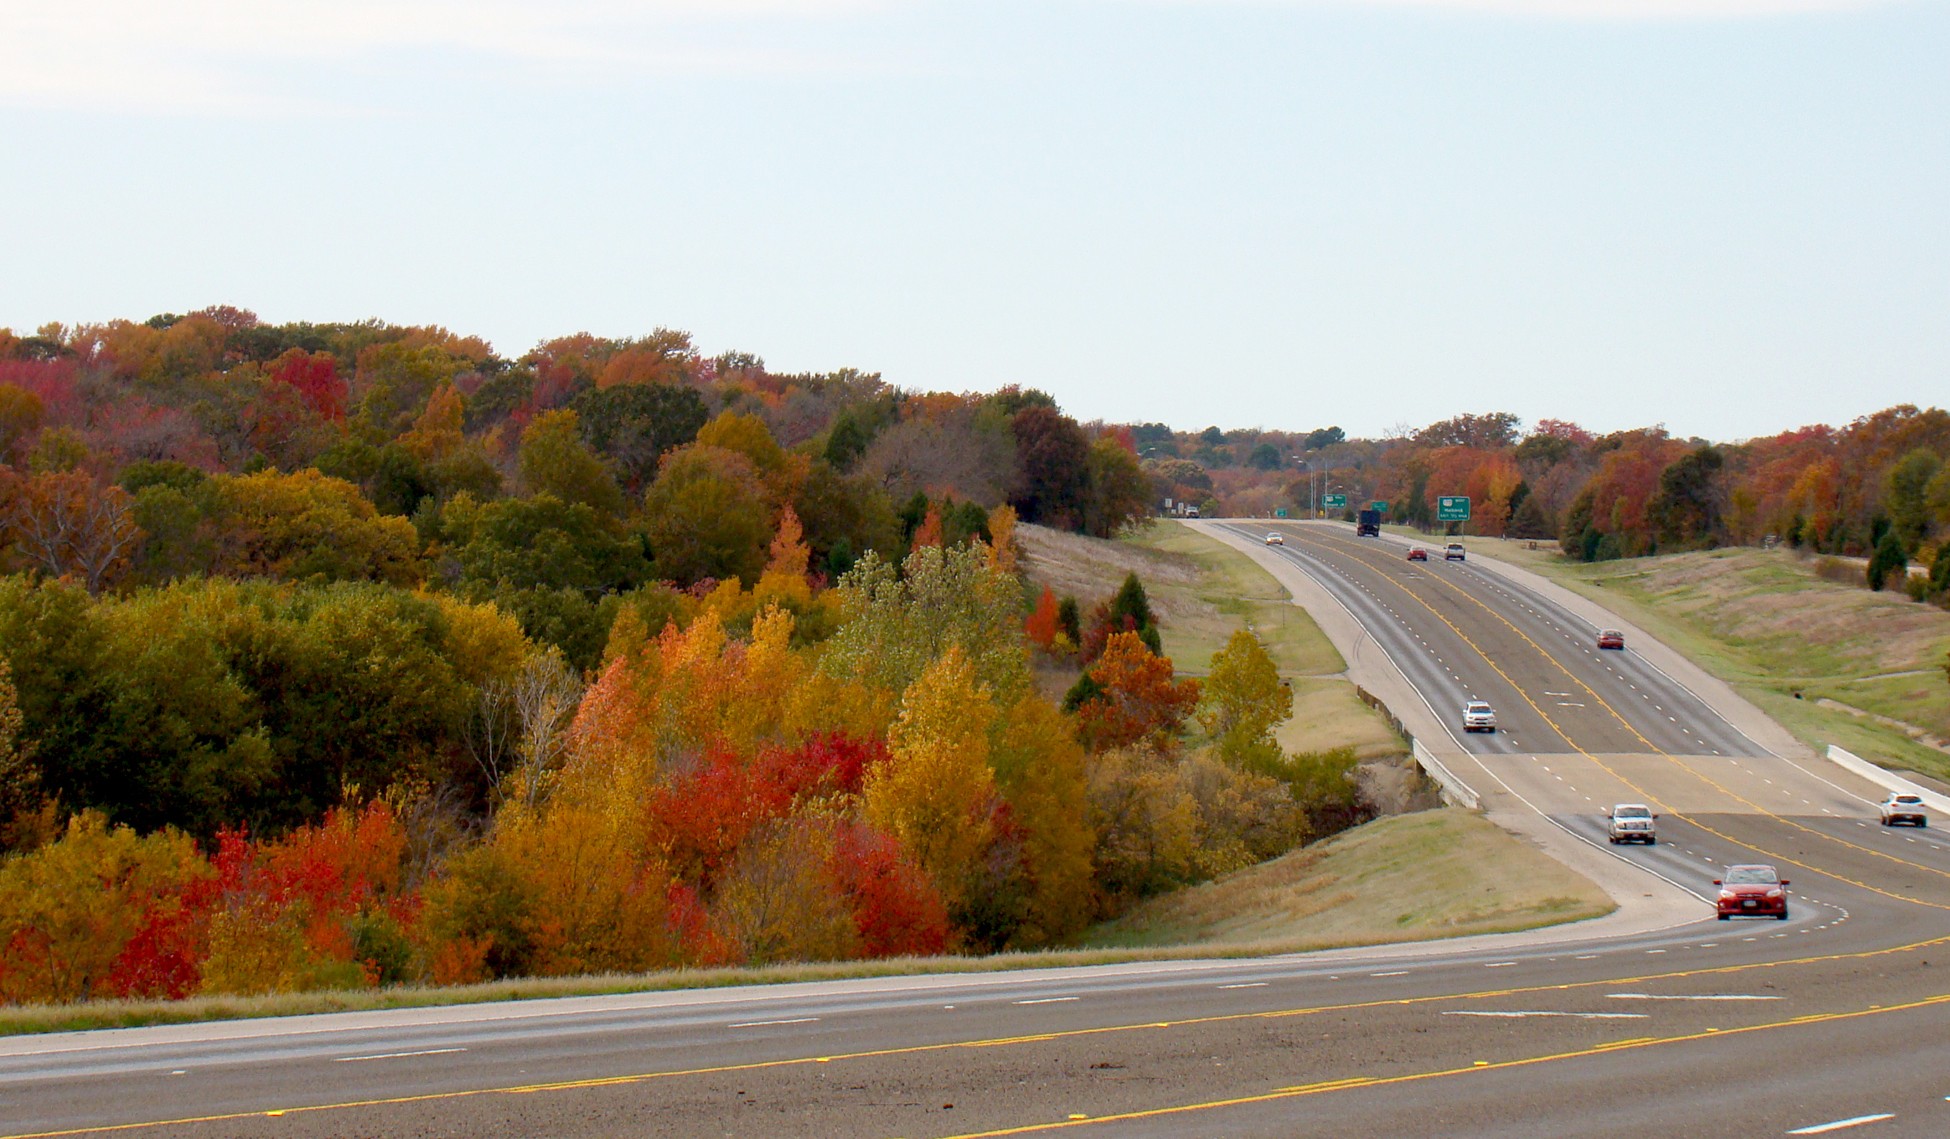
left=1473, top=542, right=1950, bottom=786
left=1081, top=808, right=1612, bottom=950
left=1125, top=522, right=1345, bottom=677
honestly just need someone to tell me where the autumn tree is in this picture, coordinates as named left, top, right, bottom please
left=0, top=813, right=207, bottom=1004
left=0, top=384, right=44, bottom=461
left=0, top=470, right=141, bottom=594
left=822, top=544, right=1030, bottom=701
left=1196, top=629, right=1291, bottom=766
left=1083, top=436, right=1154, bottom=539
left=862, top=648, right=999, bottom=914
left=1023, top=586, right=1061, bottom=651
left=1071, top=632, right=1200, bottom=752
left=1008, top=405, right=1090, bottom=529
left=203, top=470, right=424, bottom=585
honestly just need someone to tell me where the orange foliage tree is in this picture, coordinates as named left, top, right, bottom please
left=1071, top=632, right=1200, bottom=752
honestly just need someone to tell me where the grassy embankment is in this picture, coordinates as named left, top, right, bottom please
left=1083, top=808, right=1610, bottom=950
left=1017, top=521, right=1399, bottom=759
left=1476, top=540, right=1950, bottom=787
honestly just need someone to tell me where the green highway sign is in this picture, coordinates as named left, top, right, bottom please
left=1274, top=508, right=1288, bottom=518
left=1371, top=501, right=1389, bottom=512
left=1322, top=493, right=1347, bottom=509
left=1437, top=496, right=1471, bottom=522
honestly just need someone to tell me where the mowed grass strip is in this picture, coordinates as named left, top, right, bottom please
left=1081, top=809, right=1613, bottom=951
left=1475, top=541, right=1950, bottom=785
left=1124, top=522, right=1345, bottom=677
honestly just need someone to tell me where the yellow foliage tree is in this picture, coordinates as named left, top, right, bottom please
left=1196, top=629, right=1292, bottom=765
left=989, top=693, right=1096, bottom=946
left=985, top=503, right=1020, bottom=574
left=863, top=648, right=998, bottom=912
left=0, top=813, right=208, bottom=1004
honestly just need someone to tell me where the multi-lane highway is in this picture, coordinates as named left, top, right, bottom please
left=5, top=519, right=1949, bottom=1138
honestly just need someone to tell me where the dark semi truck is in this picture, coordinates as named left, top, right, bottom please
left=1356, top=509, right=1381, bottom=537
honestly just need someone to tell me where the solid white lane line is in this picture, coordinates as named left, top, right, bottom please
left=1013, top=997, right=1079, bottom=1005
left=729, top=1017, right=822, bottom=1028
left=333, top=1048, right=466, bottom=1063
left=1484, top=962, right=1517, bottom=968
left=1786, top=1115, right=1895, bottom=1134
left=1607, top=993, right=1781, bottom=1001
left=1218, top=982, right=1268, bottom=989
left=1370, top=971, right=1410, bottom=977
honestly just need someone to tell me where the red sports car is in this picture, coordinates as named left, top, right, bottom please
left=1406, top=547, right=1429, bottom=561
left=1715, top=865, right=1789, bottom=920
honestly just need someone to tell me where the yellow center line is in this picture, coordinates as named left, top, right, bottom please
left=1283, top=525, right=1950, bottom=907
left=11, top=933, right=1948, bottom=1139
left=926, top=990, right=1950, bottom=1138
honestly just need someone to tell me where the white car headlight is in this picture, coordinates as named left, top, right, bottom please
left=1766, top=889, right=1784, bottom=899
left=1719, top=889, right=1736, bottom=900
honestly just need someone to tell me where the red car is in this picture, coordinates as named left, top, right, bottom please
left=1597, top=628, right=1625, bottom=650
left=1406, top=547, right=1429, bottom=562
left=1715, top=865, right=1789, bottom=920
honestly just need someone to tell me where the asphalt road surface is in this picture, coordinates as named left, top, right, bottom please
left=5, top=520, right=1949, bottom=1139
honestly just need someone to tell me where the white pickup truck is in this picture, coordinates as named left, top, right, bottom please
left=1607, top=803, right=1658, bottom=845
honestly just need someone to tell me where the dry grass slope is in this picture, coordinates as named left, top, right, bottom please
left=1082, top=809, right=1613, bottom=950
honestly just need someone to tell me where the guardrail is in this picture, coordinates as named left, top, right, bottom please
left=1353, top=684, right=1481, bottom=811
left=1825, top=745, right=1950, bottom=814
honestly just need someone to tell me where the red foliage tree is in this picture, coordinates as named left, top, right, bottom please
left=1023, top=586, right=1060, bottom=651
left=826, top=822, right=948, bottom=958
left=268, top=350, right=346, bottom=423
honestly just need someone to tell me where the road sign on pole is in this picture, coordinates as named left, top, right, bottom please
left=1371, top=501, right=1390, bottom=512
left=1437, top=496, right=1471, bottom=522
left=1322, top=493, right=1347, bottom=510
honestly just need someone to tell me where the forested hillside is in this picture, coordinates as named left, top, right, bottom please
left=0, top=308, right=1352, bottom=1007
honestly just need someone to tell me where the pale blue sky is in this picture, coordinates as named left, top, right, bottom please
left=2, top=1, right=1944, bottom=441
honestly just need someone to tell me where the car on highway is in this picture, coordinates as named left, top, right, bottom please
left=1265, top=532, right=1284, bottom=546
left=1596, top=628, right=1626, bottom=650
left=1879, top=793, right=1928, bottom=827
left=1606, top=803, right=1657, bottom=844
left=1462, top=700, right=1497, bottom=733
left=1715, top=865, right=1790, bottom=920
left=1406, top=546, right=1429, bottom=561
left=1443, top=542, right=1466, bottom=561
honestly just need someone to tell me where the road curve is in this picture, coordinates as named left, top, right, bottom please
left=4, top=519, right=1949, bottom=1138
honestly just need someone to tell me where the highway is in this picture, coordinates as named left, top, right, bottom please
left=5, top=519, right=1950, bottom=1138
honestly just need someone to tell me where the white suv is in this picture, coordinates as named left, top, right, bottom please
left=1879, top=794, right=1928, bottom=827
left=1607, top=803, right=1658, bottom=845
left=1462, top=700, right=1496, bottom=733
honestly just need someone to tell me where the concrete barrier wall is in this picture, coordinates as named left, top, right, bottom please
left=1351, top=683, right=1481, bottom=810
left=1412, top=738, right=1481, bottom=811
left=1825, top=745, right=1950, bottom=814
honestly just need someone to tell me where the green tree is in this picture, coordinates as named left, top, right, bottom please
left=1884, top=448, right=1942, bottom=553
left=1084, top=437, right=1155, bottom=539
left=571, top=382, right=708, bottom=491
left=1867, top=530, right=1907, bottom=592
left=1196, top=630, right=1292, bottom=765
left=444, top=492, right=649, bottom=595
left=203, top=469, right=425, bottom=585
left=519, top=410, right=625, bottom=517
left=640, top=444, right=774, bottom=585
